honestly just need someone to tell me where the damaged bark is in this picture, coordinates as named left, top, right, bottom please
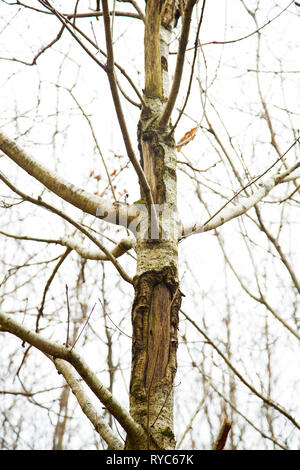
left=127, top=1, right=185, bottom=449
left=128, top=114, right=181, bottom=447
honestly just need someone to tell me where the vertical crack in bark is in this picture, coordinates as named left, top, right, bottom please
left=129, top=268, right=181, bottom=449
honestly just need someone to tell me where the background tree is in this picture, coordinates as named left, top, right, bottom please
left=0, top=0, right=299, bottom=450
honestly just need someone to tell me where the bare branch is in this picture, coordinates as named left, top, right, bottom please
left=169, top=0, right=207, bottom=134
left=181, top=309, right=300, bottom=431
left=36, top=247, right=72, bottom=332
left=212, top=418, right=232, bottom=450
left=101, top=0, right=149, bottom=196
left=0, top=131, right=138, bottom=228
left=0, top=310, right=146, bottom=443
left=180, top=137, right=300, bottom=239
left=38, top=0, right=107, bottom=71
left=0, top=170, right=134, bottom=284
left=64, top=10, right=141, bottom=21
left=52, top=358, right=124, bottom=449
left=60, top=235, right=135, bottom=261
left=101, top=0, right=158, bottom=230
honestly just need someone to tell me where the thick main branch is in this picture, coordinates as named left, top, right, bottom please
left=158, top=0, right=197, bottom=129
left=144, top=0, right=162, bottom=98
left=0, top=131, right=138, bottom=228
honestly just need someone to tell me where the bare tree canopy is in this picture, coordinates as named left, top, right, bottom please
left=0, top=0, right=299, bottom=451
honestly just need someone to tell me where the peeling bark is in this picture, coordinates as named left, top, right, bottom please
left=126, top=1, right=185, bottom=449
left=127, top=268, right=181, bottom=449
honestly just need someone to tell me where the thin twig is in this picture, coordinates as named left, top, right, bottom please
left=70, top=303, right=96, bottom=351
left=0, top=171, right=133, bottom=284
left=66, top=85, right=117, bottom=201
left=64, top=11, right=141, bottom=20
left=0, top=230, right=61, bottom=245
left=0, top=310, right=145, bottom=442
left=98, top=298, right=131, bottom=339
left=146, top=284, right=180, bottom=449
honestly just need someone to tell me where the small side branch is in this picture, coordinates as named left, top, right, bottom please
left=36, top=247, right=72, bottom=332
left=52, top=358, right=124, bottom=450
left=212, top=419, right=232, bottom=450
left=0, top=131, right=131, bottom=223
left=64, top=11, right=141, bottom=21
left=180, top=139, right=300, bottom=240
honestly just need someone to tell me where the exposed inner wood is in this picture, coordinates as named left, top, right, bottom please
left=145, top=281, right=172, bottom=389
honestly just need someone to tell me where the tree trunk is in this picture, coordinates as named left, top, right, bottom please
left=126, top=0, right=182, bottom=450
